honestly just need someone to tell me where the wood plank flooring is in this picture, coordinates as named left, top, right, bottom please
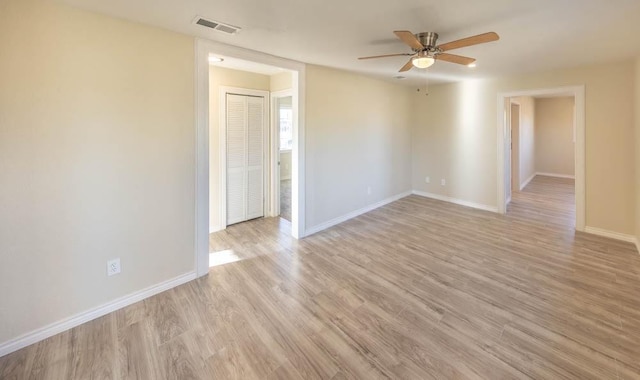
left=2, top=175, right=640, bottom=379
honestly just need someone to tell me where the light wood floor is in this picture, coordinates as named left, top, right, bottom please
left=2, top=176, right=640, bottom=379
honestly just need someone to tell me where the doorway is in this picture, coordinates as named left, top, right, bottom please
left=195, top=39, right=306, bottom=277
left=497, top=86, right=585, bottom=231
left=272, top=92, right=293, bottom=222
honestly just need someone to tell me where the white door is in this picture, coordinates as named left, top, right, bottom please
left=226, top=93, right=265, bottom=225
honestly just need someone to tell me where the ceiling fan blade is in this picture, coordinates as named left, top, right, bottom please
left=436, top=53, right=476, bottom=66
left=394, top=30, right=424, bottom=50
left=436, top=32, right=499, bottom=52
left=399, top=59, right=414, bottom=72
left=358, top=53, right=412, bottom=60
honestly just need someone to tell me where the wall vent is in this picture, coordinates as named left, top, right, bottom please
left=193, top=16, right=241, bottom=35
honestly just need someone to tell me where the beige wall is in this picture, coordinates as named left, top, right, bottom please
left=411, top=80, right=497, bottom=205
left=412, top=60, right=636, bottom=235
left=305, top=65, right=413, bottom=228
left=636, top=58, right=640, bottom=248
left=512, top=96, right=536, bottom=188
left=270, top=71, right=293, bottom=92
left=0, top=0, right=195, bottom=345
left=535, top=97, right=575, bottom=177
left=208, top=67, right=270, bottom=230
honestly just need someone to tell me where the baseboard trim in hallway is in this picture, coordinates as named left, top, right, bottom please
left=584, top=226, right=639, bottom=246
left=0, top=271, right=196, bottom=357
left=412, top=190, right=499, bottom=213
left=536, top=172, right=576, bottom=179
left=519, top=173, right=537, bottom=190
left=305, top=190, right=412, bottom=236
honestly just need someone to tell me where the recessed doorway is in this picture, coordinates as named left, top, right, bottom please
left=272, top=92, right=293, bottom=222
left=195, top=39, right=307, bottom=277
left=497, top=86, right=585, bottom=231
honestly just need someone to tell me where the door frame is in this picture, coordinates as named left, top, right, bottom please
left=195, top=38, right=306, bottom=277
left=219, top=87, right=269, bottom=229
left=507, top=100, right=521, bottom=204
left=496, top=85, right=585, bottom=231
left=270, top=89, right=293, bottom=217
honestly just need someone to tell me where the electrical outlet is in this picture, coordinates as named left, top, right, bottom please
left=441, top=179, right=446, bottom=186
left=367, top=186, right=372, bottom=195
left=107, top=258, right=121, bottom=276
left=425, top=176, right=430, bottom=184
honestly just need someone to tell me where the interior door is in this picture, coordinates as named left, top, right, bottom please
left=226, top=93, right=265, bottom=225
left=246, top=96, right=264, bottom=220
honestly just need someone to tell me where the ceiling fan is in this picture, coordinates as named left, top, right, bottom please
left=359, top=31, right=499, bottom=72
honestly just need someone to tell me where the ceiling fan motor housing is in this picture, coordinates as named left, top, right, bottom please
left=416, top=32, right=439, bottom=51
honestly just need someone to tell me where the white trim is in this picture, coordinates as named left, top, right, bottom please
left=520, top=173, right=536, bottom=191
left=0, top=271, right=196, bottom=357
left=305, top=191, right=412, bottom=236
left=507, top=101, right=521, bottom=202
left=195, top=42, right=210, bottom=276
left=535, top=172, right=575, bottom=179
left=218, top=87, right=227, bottom=232
left=195, top=39, right=307, bottom=277
left=412, top=190, right=499, bottom=213
left=291, top=68, right=306, bottom=239
left=497, top=85, right=585, bottom=232
left=584, top=226, right=639, bottom=245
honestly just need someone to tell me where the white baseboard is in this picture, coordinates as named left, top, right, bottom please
left=0, top=271, right=196, bottom=358
left=209, top=224, right=223, bottom=234
left=584, top=226, right=638, bottom=245
left=412, top=190, right=499, bottom=213
left=305, top=190, right=412, bottom=236
left=536, top=172, right=575, bottom=179
left=520, top=173, right=536, bottom=191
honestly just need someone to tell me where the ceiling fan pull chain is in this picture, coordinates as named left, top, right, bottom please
left=425, top=73, right=429, bottom=96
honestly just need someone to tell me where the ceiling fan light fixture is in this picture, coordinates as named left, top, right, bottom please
left=412, top=52, right=435, bottom=69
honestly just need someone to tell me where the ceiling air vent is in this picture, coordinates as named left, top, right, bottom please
left=193, top=16, right=241, bottom=35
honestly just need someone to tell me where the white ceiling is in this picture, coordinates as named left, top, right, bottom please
left=59, top=0, right=640, bottom=86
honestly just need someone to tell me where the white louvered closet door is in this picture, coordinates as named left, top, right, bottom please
left=226, top=94, right=264, bottom=225
left=246, top=96, right=264, bottom=220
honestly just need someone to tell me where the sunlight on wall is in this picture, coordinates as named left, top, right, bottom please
left=451, top=79, right=484, bottom=196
